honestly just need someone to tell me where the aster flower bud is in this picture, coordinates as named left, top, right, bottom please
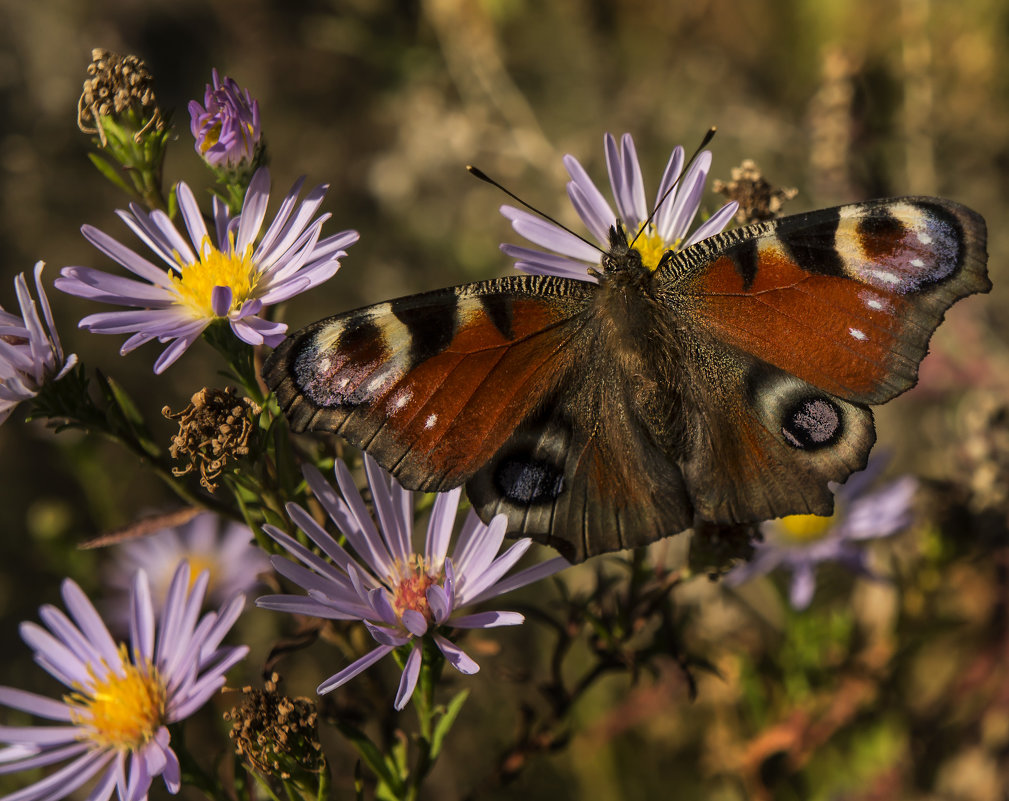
left=77, top=48, right=171, bottom=211
left=189, top=69, right=265, bottom=210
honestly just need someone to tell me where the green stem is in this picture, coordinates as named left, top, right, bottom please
left=172, top=727, right=232, bottom=801
left=249, top=771, right=284, bottom=801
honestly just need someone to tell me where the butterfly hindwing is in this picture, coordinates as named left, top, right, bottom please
left=675, top=336, right=876, bottom=523
left=665, top=197, right=989, bottom=404
left=465, top=328, right=695, bottom=562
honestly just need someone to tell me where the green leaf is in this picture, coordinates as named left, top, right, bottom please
left=334, top=720, right=404, bottom=796
left=166, top=183, right=178, bottom=219
left=430, top=689, right=469, bottom=760
left=87, top=152, right=134, bottom=195
left=99, top=373, right=161, bottom=458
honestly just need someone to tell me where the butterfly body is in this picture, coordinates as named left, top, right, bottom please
left=265, top=197, right=989, bottom=562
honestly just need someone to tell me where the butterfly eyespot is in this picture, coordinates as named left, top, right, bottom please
left=780, top=397, right=844, bottom=450
left=494, top=456, right=565, bottom=505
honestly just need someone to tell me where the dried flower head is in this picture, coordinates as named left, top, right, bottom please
left=226, top=673, right=325, bottom=784
left=713, top=160, right=798, bottom=226
left=77, top=48, right=164, bottom=144
left=164, top=387, right=261, bottom=491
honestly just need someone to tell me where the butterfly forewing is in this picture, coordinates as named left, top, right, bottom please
left=264, top=275, right=595, bottom=491
left=666, top=197, right=989, bottom=405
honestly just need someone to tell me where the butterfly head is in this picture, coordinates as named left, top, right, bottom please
left=602, top=224, right=646, bottom=274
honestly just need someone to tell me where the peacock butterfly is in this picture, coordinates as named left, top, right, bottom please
left=263, top=194, right=989, bottom=563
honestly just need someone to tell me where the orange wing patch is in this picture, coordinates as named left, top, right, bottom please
left=697, top=243, right=911, bottom=401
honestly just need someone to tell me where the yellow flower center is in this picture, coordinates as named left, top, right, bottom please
left=183, top=555, right=216, bottom=593
left=198, top=122, right=222, bottom=153
left=67, top=646, right=167, bottom=751
left=198, top=121, right=256, bottom=156
left=389, top=555, right=440, bottom=623
left=775, top=512, right=838, bottom=544
left=625, top=222, right=680, bottom=271
left=171, top=236, right=258, bottom=318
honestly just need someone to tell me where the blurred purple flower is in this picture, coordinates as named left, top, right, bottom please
left=501, top=132, right=738, bottom=282
left=258, top=455, right=568, bottom=710
left=0, top=562, right=247, bottom=801
left=0, top=262, right=77, bottom=425
left=56, top=168, right=358, bottom=373
left=188, top=69, right=261, bottom=169
left=724, top=463, right=918, bottom=609
left=105, top=513, right=271, bottom=620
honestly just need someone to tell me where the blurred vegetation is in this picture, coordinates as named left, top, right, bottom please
left=0, top=0, right=1007, bottom=798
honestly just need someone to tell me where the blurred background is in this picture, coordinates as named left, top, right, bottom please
left=0, top=0, right=1007, bottom=799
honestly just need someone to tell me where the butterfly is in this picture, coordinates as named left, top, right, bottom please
left=263, top=197, right=989, bottom=563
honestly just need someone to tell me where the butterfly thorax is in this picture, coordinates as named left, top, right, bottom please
left=589, top=228, right=685, bottom=452
left=596, top=226, right=664, bottom=328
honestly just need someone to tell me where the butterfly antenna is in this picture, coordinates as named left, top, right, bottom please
left=467, top=164, right=605, bottom=255
left=627, top=126, right=717, bottom=250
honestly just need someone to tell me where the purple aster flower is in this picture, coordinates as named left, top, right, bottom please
left=105, top=513, right=271, bottom=622
left=724, top=461, right=918, bottom=609
left=0, top=262, right=77, bottom=425
left=501, top=132, right=738, bottom=282
left=258, top=455, right=568, bottom=710
left=55, top=168, right=359, bottom=374
left=188, top=69, right=261, bottom=169
left=0, top=562, right=248, bottom=801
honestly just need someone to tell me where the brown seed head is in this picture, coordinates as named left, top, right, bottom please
left=713, top=160, right=798, bottom=227
left=77, top=48, right=164, bottom=142
left=163, top=387, right=261, bottom=492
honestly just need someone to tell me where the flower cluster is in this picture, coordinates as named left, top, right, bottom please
left=0, top=563, right=247, bottom=801
left=0, top=262, right=76, bottom=425
left=501, top=132, right=738, bottom=281
left=104, top=512, right=271, bottom=617
left=56, top=168, right=358, bottom=373
left=258, top=456, right=568, bottom=709
left=725, top=460, right=918, bottom=609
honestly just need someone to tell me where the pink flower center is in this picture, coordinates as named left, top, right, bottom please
left=389, top=557, right=439, bottom=622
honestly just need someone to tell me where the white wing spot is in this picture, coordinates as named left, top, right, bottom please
left=910, top=258, right=925, bottom=268
left=336, top=376, right=349, bottom=390
left=424, top=413, right=438, bottom=429
left=849, top=327, right=868, bottom=341
left=917, top=232, right=933, bottom=244
left=388, top=389, right=413, bottom=413
left=867, top=299, right=883, bottom=310
left=868, top=268, right=900, bottom=285
left=318, top=357, right=331, bottom=372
